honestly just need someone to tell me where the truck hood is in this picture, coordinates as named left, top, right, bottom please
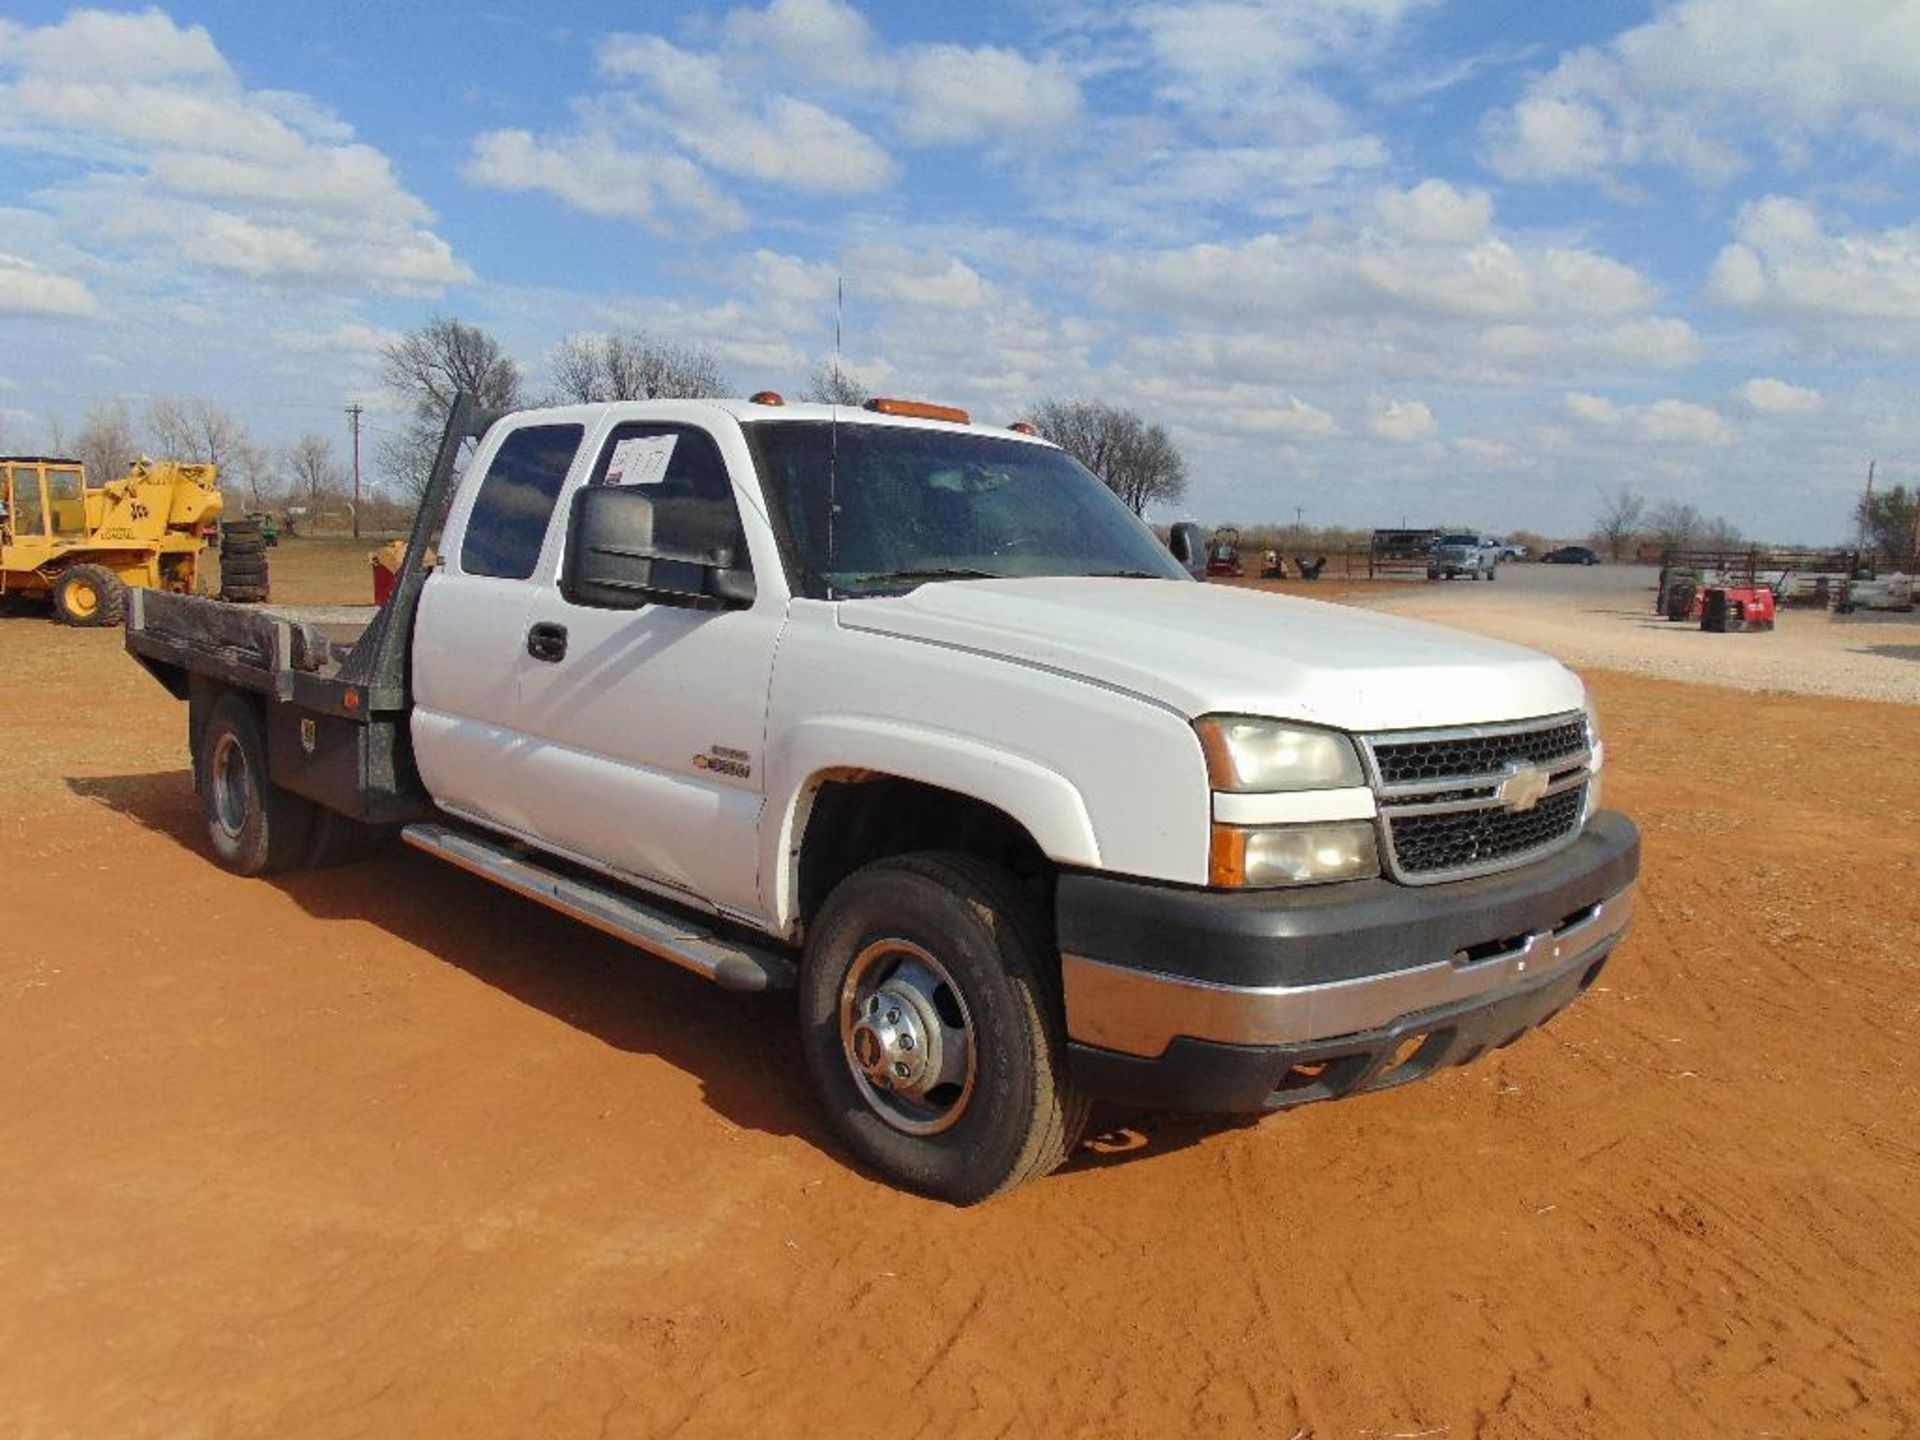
left=835, top=578, right=1584, bottom=732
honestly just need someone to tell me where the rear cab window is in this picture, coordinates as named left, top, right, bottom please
left=459, top=424, right=585, bottom=579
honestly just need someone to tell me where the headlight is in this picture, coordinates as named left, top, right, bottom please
left=1210, top=820, right=1380, bottom=887
left=1195, top=717, right=1364, bottom=792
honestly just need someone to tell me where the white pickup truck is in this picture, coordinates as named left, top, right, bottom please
left=128, top=393, right=1639, bottom=1202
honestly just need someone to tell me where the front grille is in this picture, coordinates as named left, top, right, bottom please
left=1387, top=784, right=1586, bottom=877
left=1371, top=718, right=1587, bottom=786
left=1363, top=713, right=1592, bottom=884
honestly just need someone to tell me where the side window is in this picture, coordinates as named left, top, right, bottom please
left=587, top=423, right=746, bottom=565
left=459, top=424, right=584, bottom=579
left=8, top=467, right=48, bottom=537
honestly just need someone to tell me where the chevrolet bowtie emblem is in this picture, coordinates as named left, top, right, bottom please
left=1498, top=763, right=1550, bottom=813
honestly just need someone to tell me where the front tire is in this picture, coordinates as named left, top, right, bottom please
left=799, top=853, right=1088, bottom=1203
left=51, top=564, right=128, bottom=627
left=197, top=692, right=314, bottom=875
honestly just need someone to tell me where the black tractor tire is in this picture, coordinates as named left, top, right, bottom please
left=197, top=692, right=314, bottom=875
left=51, top=564, right=129, bottom=627
left=221, top=583, right=270, bottom=604
left=220, top=558, right=269, bottom=584
left=799, top=852, right=1089, bottom=1204
left=304, top=809, right=396, bottom=869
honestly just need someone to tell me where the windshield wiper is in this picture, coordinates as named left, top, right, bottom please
left=1086, top=569, right=1167, bottom=579
left=846, top=567, right=1007, bottom=589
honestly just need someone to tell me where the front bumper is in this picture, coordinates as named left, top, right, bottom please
left=1057, top=810, right=1639, bottom=1114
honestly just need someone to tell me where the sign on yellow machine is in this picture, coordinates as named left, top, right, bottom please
left=0, top=456, right=223, bottom=626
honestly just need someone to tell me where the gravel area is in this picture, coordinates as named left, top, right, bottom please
left=1352, top=563, right=1920, bottom=704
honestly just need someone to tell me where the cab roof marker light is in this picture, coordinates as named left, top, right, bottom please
left=863, top=397, right=971, bottom=424
left=748, top=391, right=785, bottom=406
left=1009, top=421, right=1039, bottom=435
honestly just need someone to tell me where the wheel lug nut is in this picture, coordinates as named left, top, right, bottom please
left=886, top=1008, right=901, bottom=1024
left=893, top=1061, right=910, bottom=1079
left=899, top=1034, right=914, bottom=1051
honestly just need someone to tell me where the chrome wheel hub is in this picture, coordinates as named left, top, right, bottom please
left=839, top=940, right=976, bottom=1136
left=211, top=733, right=251, bottom=839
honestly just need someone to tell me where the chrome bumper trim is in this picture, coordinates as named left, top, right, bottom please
left=1062, top=886, right=1633, bottom=1059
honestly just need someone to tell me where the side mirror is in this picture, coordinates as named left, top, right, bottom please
left=561, top=485, right=755, bottom=611
left=1168, top=520, right=1206, bottom=575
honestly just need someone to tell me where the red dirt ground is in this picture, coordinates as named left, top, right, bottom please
left=1, top=545, right=1916, bottom=1438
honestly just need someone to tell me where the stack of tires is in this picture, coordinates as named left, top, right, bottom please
left=219, top=518, right=270, bottom=603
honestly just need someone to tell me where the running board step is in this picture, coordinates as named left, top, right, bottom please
left=402, top=823, right=795, bottom=992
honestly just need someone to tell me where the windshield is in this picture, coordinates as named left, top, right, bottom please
left=744, top=420, right=1190, bottom=597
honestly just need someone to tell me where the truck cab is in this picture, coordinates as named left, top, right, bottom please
left=1429, top=532, right=1497, bottom=581
left=130, top=394, right=1638, bottom=1202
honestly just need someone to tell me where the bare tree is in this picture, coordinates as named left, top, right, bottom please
left=285, top=432, right=344, bottom=510
left=801, top=363, right=870, bottom=406
left=145, top=395, right=269, bottom=507
left=1698, top=514, right=1743, bottom=550
left=1029, top=398, right=1188, bottom=515
left=1644, top=501, right=1702, bottom=552
left=1591, top=485, right=1646, bottom=561
left=72, top=400, right=140, bottom=482
left=547, top=331, right=729, bottom=404
left=378, top=317, right=524, bottom=500
left=1854, top=483, right=1918, bottom=563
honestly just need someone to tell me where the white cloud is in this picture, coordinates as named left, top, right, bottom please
left=721, top=0, right=877, bottom=80
left=482, top=7, right=1094, bottom=230
left=1093, top=184, right=1694, bottom=384
left=1483, top=0, right=1920, bottom=185
left=1738, top=377, right=1825, bottom=414
left=1250, top=394, right=1339, bottom=437
left=1566, top=391, right=1731, bottom=445
left=897, top=45, right=1081, bottom=145
left=1452, top=436, right=1518, bottom=466
left=1640, top=398, right=1732, bottom=446
left=465, top=127, right=749, bottom=232
left=1368, top=395, right=1436, bottom=441
left=1130, top=0, right=1434, bottom=135
left=0, top=251, right=99, bottom=317
left=0, top=10, right=464, bottom=293
left=1564, top=391, right=1623, bottom=424
left=1374, top=179, right=1493, bottom=244
left=845, top=245, right=991, bottom=310
left=599, top=37, right=896, bottom=193
left=0, top=8, right=224, bottom=77
left=1706, top=196, right=1920, bottom=347
left=275, top=322, right=404, bottom=355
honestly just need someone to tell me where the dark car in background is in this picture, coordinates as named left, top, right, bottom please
left=1543, top=545, right=1600, bottom=565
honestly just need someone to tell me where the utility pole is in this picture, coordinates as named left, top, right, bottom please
left=345, top=404, right=364, bottom=539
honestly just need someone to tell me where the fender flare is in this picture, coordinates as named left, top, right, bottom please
left=762, top=714, right=1101, bottom=931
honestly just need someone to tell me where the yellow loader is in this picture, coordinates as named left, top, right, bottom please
left=1, top=455, right=223, bottom=626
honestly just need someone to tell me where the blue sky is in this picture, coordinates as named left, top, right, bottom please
left=3, top=0, right=1917, bottom=540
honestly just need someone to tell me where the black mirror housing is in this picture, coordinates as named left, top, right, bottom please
left=561, top=485, right=754, bottom=611
left=1168, top=520, right=1206, bottom=575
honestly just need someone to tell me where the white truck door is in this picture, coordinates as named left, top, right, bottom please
left=510, top=420, right=782, bottom=920
left=411, top=420, right=589, bottom=833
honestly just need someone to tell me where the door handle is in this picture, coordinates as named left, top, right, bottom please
left=526, top=622, right=568, bottom=662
